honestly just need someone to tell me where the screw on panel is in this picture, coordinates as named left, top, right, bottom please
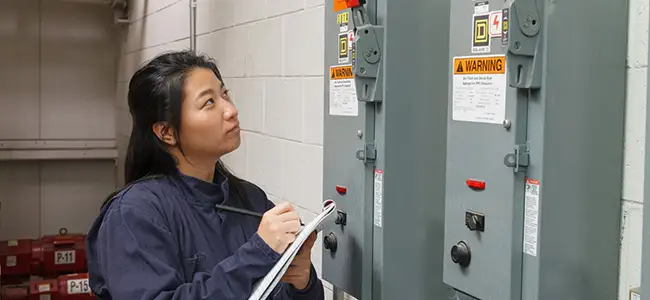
left=357, top=130, right=363, bottom=139
left=503, top=119, right=512, bottom=130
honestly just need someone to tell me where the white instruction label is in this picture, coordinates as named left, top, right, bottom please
left=6, top=255, right=16, bottom=267
left=474, top=1, right=489, bottom=14
left=373, top=169, right=383, bottom=227
left=631, top=292, right=640, bottom=300
left=329, top=65, right=358, bottom=116
left=523, top=178, right=540, bottom=257
left=452, top=55, right=507, bottom=124
left=38, top=283, right=50, bottom=292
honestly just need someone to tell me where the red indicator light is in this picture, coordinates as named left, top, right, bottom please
left=466, top=179, right=486, bottom=190
left=336, top=185, right=347, bottom=194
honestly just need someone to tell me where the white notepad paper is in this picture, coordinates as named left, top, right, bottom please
left=248, top=200, right=337, bottom=300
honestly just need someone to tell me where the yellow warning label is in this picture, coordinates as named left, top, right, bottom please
left=453, top=55, right=505, bottom=75
left=330, top=65, right=354, bottom=80
left=337, top=12, right=349, bottom=24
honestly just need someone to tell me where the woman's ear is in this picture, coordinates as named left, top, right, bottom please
left=152, top=122, right=177, bottom=146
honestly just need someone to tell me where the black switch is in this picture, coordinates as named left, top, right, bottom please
left=465, top=211, right=485, bottom=232
left=334, top=210, right=347, bottom=226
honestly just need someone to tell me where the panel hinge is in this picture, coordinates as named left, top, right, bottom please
left=505, top=0, right=543, bottom=89
left=503, top=143, right=529, bottom=173
left=350, top=5, right=384, bottom=102
left=356, top=143, right=377, bottom=164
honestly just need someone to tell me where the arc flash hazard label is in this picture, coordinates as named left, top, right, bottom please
left=452, top=55, right=507, bottom=124
left=329, top=65, right=357, bottom=116
left=454, top=56, right=505, bottom=75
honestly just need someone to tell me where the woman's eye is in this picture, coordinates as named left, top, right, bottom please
left=205, top=98, right=214, bottom=106
left=222, top=89, right=231, bottom=101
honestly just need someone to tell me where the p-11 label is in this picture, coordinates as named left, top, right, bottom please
left=55, top=250, right=75, bottom=265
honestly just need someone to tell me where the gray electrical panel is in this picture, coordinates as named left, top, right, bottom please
left=321, top=0, right=451, bottom=299
left=443, top=0, right=627, bottom=299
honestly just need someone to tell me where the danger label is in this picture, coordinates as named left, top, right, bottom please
left=330, top=65, right=354, bottom=80
left=454, top=56, right=505, bottom=75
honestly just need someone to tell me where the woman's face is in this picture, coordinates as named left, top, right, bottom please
left=177, top=67, right=241, bottom=161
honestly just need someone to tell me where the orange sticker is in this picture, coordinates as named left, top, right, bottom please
left=334, top=0, right=347, bottom=12
left=330, top=65, right=354, bottom=80
left=453, top=55, right=505, bottom=75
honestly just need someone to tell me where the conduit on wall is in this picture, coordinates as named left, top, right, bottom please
left=190, top=0, right=197, bottom=53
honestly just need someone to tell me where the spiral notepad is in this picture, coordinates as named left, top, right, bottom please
left=248, top=200, right=337, bottom=300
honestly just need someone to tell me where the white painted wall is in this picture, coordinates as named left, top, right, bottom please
left=0, top=0, right=119, bottom=240
left=620, top=0, right=649, bottom=298
left=114, top=0, right=649, bottom=299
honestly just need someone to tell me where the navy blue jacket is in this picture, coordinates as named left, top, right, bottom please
left=86, top=170, right=324, bottom=299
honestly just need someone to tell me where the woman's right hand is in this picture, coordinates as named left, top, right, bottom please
left=257, top=202, right=302, bottom=254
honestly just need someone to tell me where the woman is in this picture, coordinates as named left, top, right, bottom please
left=86, top=50, right=324, bottom=299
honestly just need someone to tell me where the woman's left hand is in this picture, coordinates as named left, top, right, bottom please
left=281, top=232, right=317, bottom=290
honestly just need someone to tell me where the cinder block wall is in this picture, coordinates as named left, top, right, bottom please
left=114, top=0, right=648, bottom=299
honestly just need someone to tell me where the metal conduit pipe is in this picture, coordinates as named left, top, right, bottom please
left=189, top=0, right=197, bottom=53
left=333, top=286, right=345, bottom=300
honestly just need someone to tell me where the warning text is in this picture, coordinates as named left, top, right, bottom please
left=454, top=55, right=506, bottom=75
left=330, top=65, right=354, bottom=80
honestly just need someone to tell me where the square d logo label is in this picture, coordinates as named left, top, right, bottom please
left=473, top=14, right=489, bottom=47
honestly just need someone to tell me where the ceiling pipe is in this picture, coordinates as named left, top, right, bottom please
left=109, top=0, right=129, bottom=25
left=190, top=0, right=197, bottom=53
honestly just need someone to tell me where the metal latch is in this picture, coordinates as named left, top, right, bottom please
left=356, top=143, right=376, bottom=164
left=506, top=0, right=543, bottom=89
left=503, top=143, right=529, bottom=173
left=349, top=2, right=384, bottom=102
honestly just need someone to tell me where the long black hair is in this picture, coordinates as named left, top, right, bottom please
left=103, top=50, right=250, bottom=209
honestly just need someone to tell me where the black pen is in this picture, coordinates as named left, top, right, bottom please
left=214, top=204, right=305, bottom=226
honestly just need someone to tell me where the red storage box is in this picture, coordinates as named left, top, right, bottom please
left=57, top=273, right=94, bottom=299
left=35, top=229, right=87, bottom=278
left=1, top=285, right=29, bottom=300
left=28, top=279, right=58, bottom=300
left=0, top=239, right=33, bottom=283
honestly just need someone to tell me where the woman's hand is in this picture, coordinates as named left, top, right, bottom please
left=281, top=232, right=317, bottom=290
left=257, top=202, right=302, bottom=254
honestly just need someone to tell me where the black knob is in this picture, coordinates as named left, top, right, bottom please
left=323, top=233, right=338, bottom=252
left=451, top=241, right=471, bottom=267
